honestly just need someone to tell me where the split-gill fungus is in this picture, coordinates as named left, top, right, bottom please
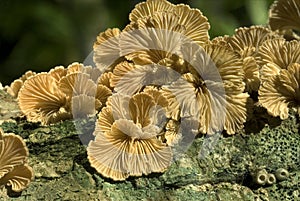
left=227, top=26, right=282, bottom=92
left=17, top=62, right=112, bottom=125
left=6, top=0, right=300, bottom=183
left=269, top=0, right=300, bottom=40
left=0, top=128, right=33, bottom=193
left=87, top=91, right=172, bottom=181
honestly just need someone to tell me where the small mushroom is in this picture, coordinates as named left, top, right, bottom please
left=18, top=73, right=72, bottom=125
left=6, top=70, right=36, bottom=98
left=267, top=173, right=277, bottom=185
left=0, top=128, right=33, bottom=192
left=93, top=28, right=122, bottom=71
left=258, top=63, right=300, bottom=119
left=253, top=169, right=268, bottom=185
left=275, top=168, right=290, bottom=181
left=259, top=38, right=300, bottom=74
left=129, top=0, right=174, bottom=22
left=163, top=43, right=249, bottom=134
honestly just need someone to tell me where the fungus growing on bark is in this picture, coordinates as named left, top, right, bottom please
left=18, top=73, right=71, bottom=125
left=0, top=128, right=33, bottom=192
left=87, top=92, right=172, bottom=180
left=18, top=63, right=112, bottom=124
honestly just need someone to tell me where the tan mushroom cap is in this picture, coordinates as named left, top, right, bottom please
left=0, top=129, right=33, bottom=192
left=269, top=0, right=300, bottom=35
left=0, top=164, right=33, bottom=192
left=87, top=119, right=172, bottom=181
left=259, top=38, right=300, bottom=70
left=259, top=63, right=300, bottom=119
left=98, top=72, right=114, bottom=90
left=93, top=28, right=122, bottom=71
left=6, top=70, right=36, bottom=98
left=163, top=43, right=249, bottom=134
left=58, top=73, right=97, bottom=97
left=18, top=73, right=72, bottom=125
left=128, top=0, right=210, bottom=45
left=129, top=0, right=174, bottom=22
left=242, top=56, right=260, bottom=92
left=49, top=66, right=67, bottom=82
left=88, top=92, right=172, bottom=180
left=6, top=79, right=23, bottom=98
left=66, top=62, right=102, bottom=83
left=229, top=26, right=280, bottom=58
left=0, top=128, right=28, bottom=178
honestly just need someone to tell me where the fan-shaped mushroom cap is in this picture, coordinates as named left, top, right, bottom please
left=87, top=118, right=172, bottom=181
left=162, top=43, right=249, bottom=134
left=6, top=79, right=23, bottom=98
left=59, top=73, right=97, bottom=97
left=259, top=63, right=300, bottom=119
left=6, top=71, right=36, bottom=98
left=269, top=0, right=300, bottom=39
left=0, top=128, right=28, bottom=178
left=229, top=26, right=280, bottom=58
left=88, top=91, right=172, bottom=180
left=93, top=28, right=122, bottom=71
left=66, top=62, right=102, bottom=83
left=128, top=0, right=210, bottom=45
left=129, top=0, right=174, bottom=22
left=260, top=38, right=300, bottom=68
left=49, top=66, right=67, bottom=82
left=242, top=56, right=260, bottom=92
left=0, top=128, right=33, bottom=192
left=0, top=164, right=33, bottom=192
left=98, top=72, right=113, bottom=90
left=18, top=73, right=72, bottom=125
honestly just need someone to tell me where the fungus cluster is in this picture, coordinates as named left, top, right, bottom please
left=17, top=62, right=112, bottom=125
left=5, top=0, right=300, bottom=181
left=0, top=128, right=33, bottom=192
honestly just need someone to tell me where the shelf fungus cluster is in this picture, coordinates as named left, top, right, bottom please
left=6, top=0, right=300, bottom=181
left=0, top=128, right=33, bottom=192
left=16, top=62, right=112, bottom=125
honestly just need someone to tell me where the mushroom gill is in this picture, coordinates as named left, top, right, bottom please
left=0, top=128, right=33, bottom=192
left=162, top=43, right=249, bottom=135
left=258, top=63, right=300, bottom=119
left=259, top=38, right=300, bottom=81
left=269, top=0, right=300, bottom=40
left=228, top=26, right=281, bottom=92
left=87, top=92, right=172, bottom=180
left=18, top=73, right=72, bottom=125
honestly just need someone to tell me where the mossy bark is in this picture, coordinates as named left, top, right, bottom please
left=0, top=89, right=299, bottom=201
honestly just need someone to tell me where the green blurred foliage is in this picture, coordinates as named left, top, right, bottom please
left=0, top=0, right=274, bottom=85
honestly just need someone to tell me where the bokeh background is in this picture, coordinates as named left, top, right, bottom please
left=0, top=0, right=274, bottom=85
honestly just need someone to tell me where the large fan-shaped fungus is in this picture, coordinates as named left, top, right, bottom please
left=87, top=92, right=172, bottom=180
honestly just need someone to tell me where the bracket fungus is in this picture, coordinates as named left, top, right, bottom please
left=6, top=70, right=36, bottom=98
left=258, top=38, right=300, bottom=119
left=0, top=128, right=33, bottom=192
left=87, top=91, right=172, bottom=181
left=227, top=26, right=282, bottom=92
left=17, top=62, right=112, bottom=124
